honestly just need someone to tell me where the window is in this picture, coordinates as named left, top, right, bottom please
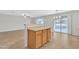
left=36, top=19, right=44, bottom=25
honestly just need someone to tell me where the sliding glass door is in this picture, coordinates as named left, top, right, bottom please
left=54, top=18, right=61, bottom=32
left=54, top=16, right=68, bottom=33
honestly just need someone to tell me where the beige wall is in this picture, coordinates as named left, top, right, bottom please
left=71, top=12, right=79, bottom=36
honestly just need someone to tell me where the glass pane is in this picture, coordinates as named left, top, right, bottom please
left=36, top=19, right=44, bottom=25
left=61, top=16, right=68, bottom=33
left=54, top=16, right=68, bottom=33
left=54, top=19, right=61, bottom=32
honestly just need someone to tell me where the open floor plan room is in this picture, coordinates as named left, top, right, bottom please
left=0, top=10, right=79, bottom=49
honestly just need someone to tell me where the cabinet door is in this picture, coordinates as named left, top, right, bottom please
left=28, top=30, right=36, bottom=48
left=42, top=29, right=48, bottom=44
left=47, top=28, right=51, bottom=41
left=36, top=31, right=42, bottom=48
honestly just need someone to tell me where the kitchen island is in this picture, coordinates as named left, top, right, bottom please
left=27, top=26, right=51, bottom=49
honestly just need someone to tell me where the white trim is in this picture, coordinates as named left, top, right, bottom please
left=0, top=28, right=24, bottom=32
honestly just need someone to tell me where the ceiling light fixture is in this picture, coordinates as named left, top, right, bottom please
left=21, top=13, right=31, bottom=18
left=53, top=10, right=62, bottom=20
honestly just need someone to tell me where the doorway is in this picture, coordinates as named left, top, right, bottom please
left=54, top=16, right=69, bottom=33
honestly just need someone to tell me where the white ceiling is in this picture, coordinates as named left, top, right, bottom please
left=0, top=10, right=71, bottom=17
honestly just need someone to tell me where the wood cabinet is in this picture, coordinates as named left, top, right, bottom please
left=28, top=26, right=51, bottom=49
left=36, top=31, right=42, bottom=48
left=47, top=28, right=51, bottom=41
left=42, top=29, right=48, bottom=44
